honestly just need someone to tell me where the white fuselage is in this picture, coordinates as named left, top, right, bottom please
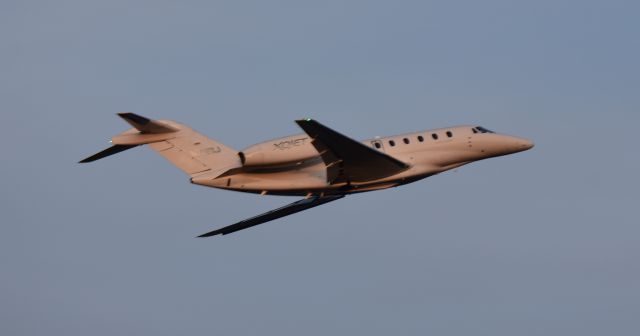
left=192, top=125, right=533, bottom=196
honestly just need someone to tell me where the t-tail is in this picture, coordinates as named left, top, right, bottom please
left=79, top=113, right=241, bottom=178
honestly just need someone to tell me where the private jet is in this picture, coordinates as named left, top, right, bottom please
left=80, top=113, right=533, bottom=237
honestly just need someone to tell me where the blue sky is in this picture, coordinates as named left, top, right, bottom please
left=1, top=1, right=639, bottom=335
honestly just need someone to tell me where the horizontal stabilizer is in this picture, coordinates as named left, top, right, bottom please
left=79, top=144, right=138, bottom=163
left=198, top=195, right=345, bottom=237
left=117, top=112, right=178, bottom=134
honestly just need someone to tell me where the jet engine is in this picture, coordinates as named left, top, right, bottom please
left=239, top=134, right=319, bottom=167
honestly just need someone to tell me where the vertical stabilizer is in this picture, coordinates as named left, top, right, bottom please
left=80, top=113, right=241, bottom=177
left=146, top=120, right=241, bottom=176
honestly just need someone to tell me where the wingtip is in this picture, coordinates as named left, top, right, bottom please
left=78, top=154, right=96, bottom=163
left=197, top=231, right=221, bottom=238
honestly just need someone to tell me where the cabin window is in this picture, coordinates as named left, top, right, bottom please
left=403, top=138, right=410, bottom=144
left=417, top=135, right=424, bottom=142
left=432, top=133, right=438, bottom=140
left=446, top=131, right=453, bottom=138
left=374, top=142, right=381, bottom=149
left=389, top=140, right=396, bottom=146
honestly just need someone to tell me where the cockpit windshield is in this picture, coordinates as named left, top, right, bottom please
left=475, top=126, right=495, bottom=134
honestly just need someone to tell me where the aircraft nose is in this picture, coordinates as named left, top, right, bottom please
left=516, top=138, right=534, bottom=151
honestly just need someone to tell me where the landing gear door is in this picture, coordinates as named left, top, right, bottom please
left=371, top=139, right=385, bottom=152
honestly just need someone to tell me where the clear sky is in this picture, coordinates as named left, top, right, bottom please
left=2, top=0, right=639, bottom=335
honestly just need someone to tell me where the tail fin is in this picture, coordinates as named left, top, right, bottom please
left=79, top=113, right=241, bottom=177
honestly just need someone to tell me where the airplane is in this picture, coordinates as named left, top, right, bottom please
left=80, top=113, right=534, bottom=237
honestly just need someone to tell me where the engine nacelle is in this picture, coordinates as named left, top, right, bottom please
left=239, top=133, right=319, bottom=167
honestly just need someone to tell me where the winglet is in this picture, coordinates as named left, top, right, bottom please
left=117, top=112, right=178, bottom=134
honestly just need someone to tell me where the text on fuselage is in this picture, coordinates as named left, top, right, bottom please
left=273, top=137, right=308, bottom=150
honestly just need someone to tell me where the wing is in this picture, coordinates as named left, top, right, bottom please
left=198, top=195, right=345, bottom=237
left=295, top=119, right=409, bottom=183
